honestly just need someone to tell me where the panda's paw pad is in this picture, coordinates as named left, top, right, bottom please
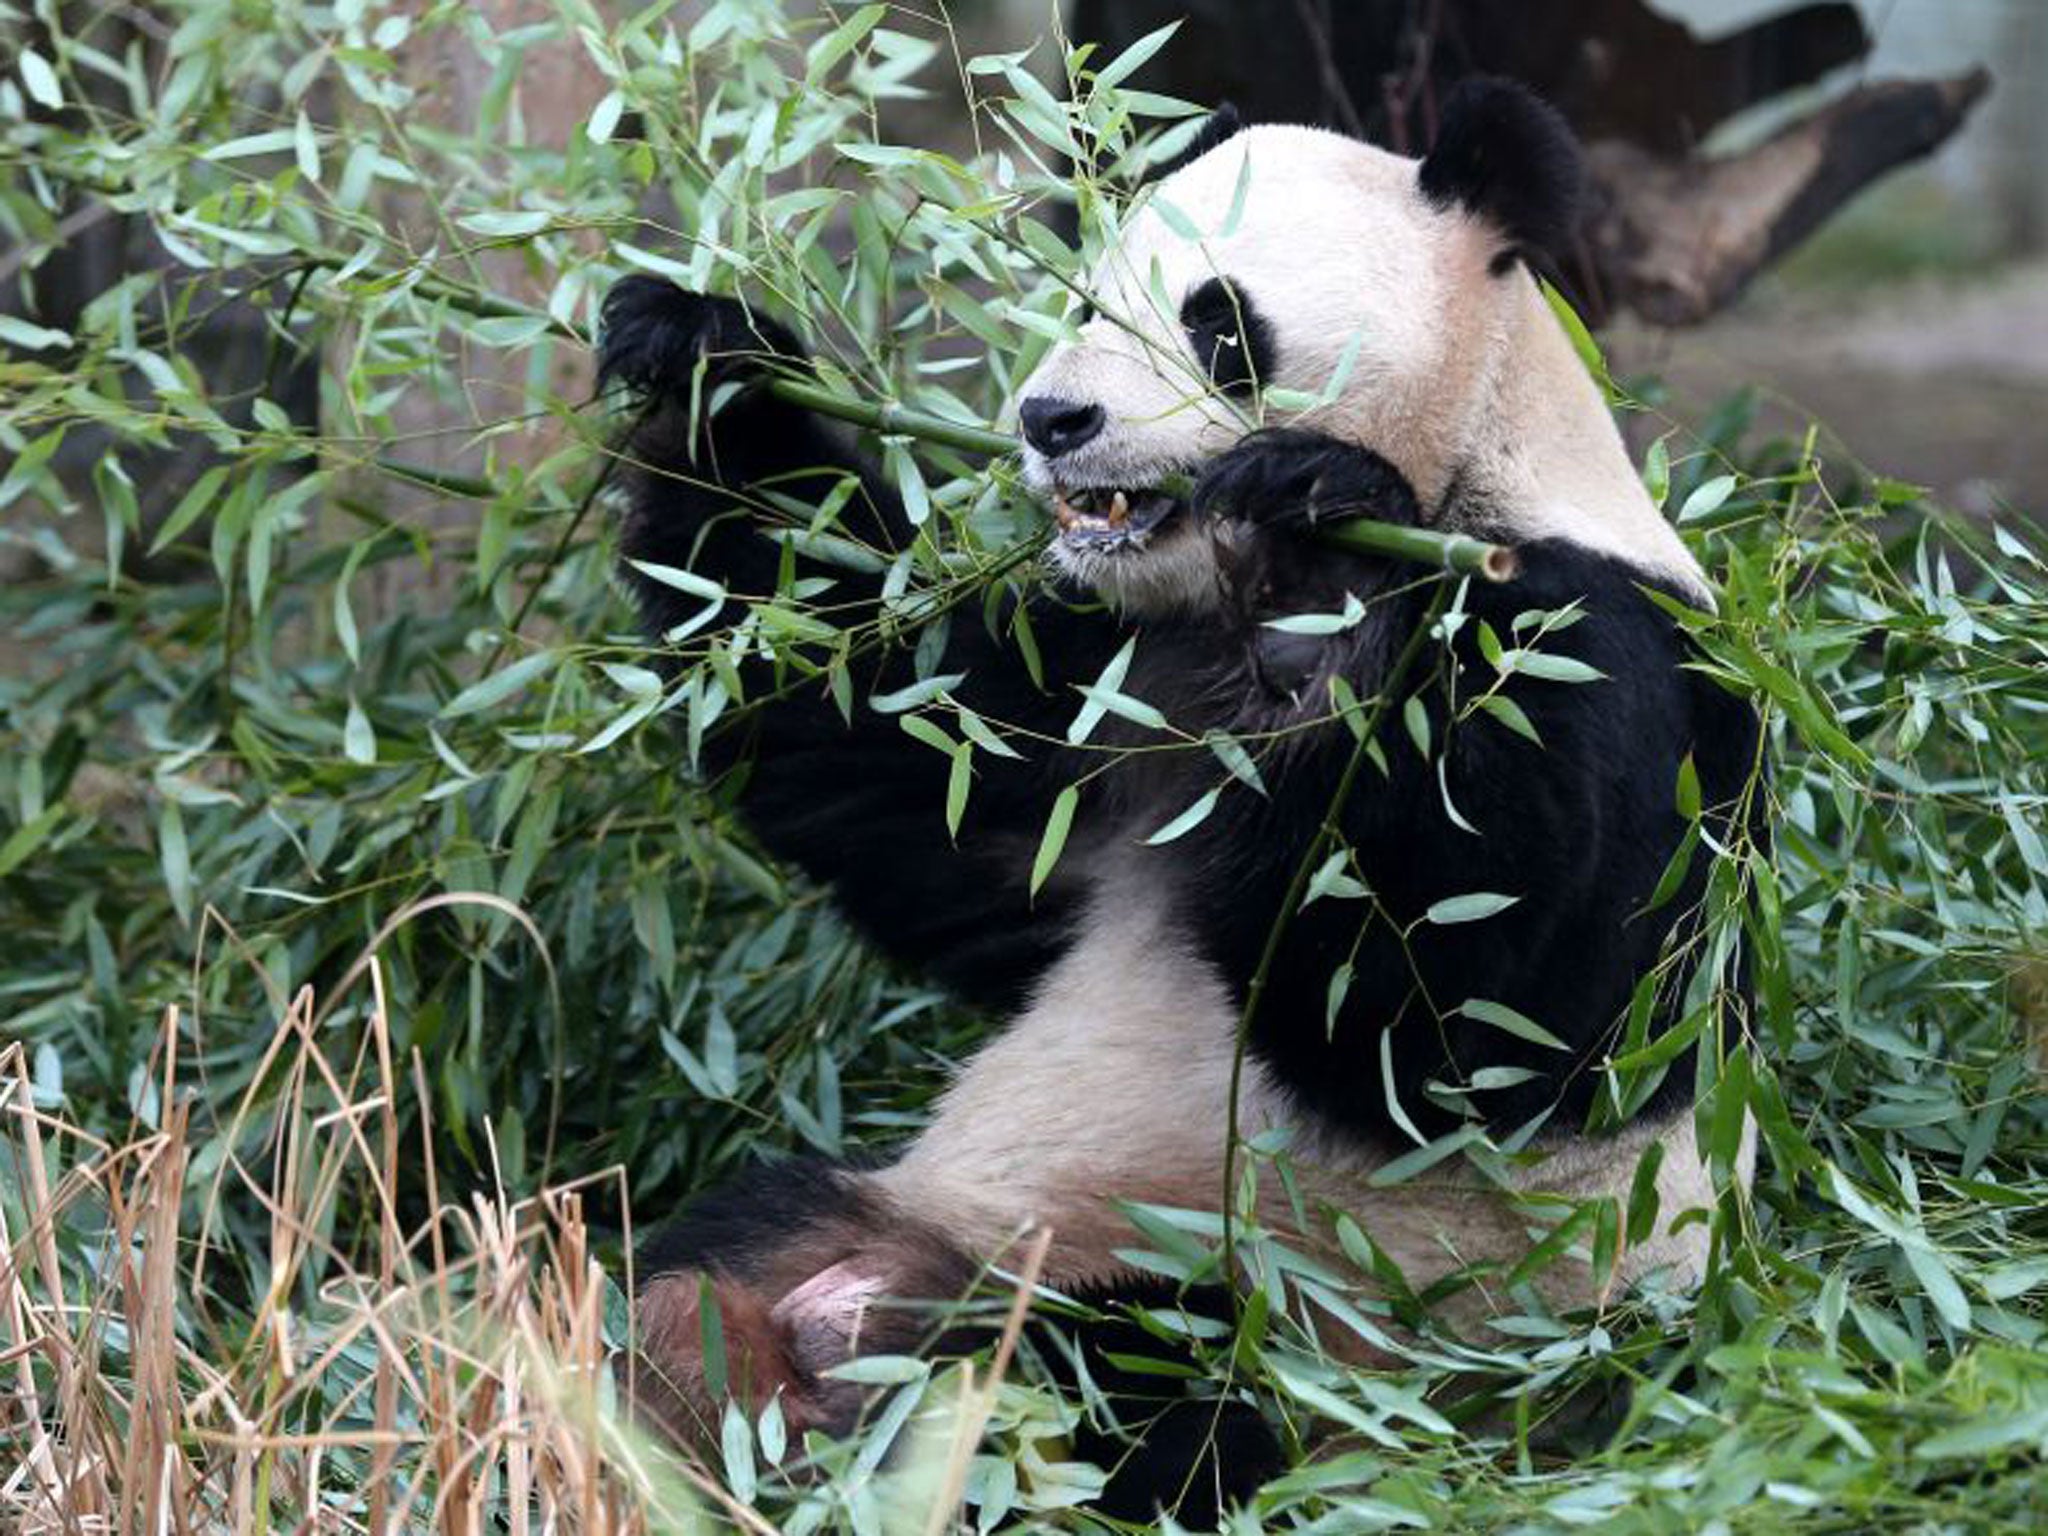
left=1194, top=430, right=1419, bottom=532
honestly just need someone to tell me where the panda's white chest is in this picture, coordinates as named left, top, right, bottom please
left=874, top=868, right=1304, bottom=1282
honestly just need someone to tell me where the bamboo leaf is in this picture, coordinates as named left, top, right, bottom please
left=19, top=49, right=63, bottom=110
left=1144, top=787, right=1220, bottom=846
left=1458, top=997, right=1569, bottom=1051
left=1030, top=784, right=1080, bottom=897
left=1426, top=892, right=1520, bottom=925
left=343, top=696, right=376, bottom=765
left=442, top=652, right=558, bottom=718
left=945, top=741, right=972, bottom=839
left=1092, top=21, right=1179, bottom=90
left=159, top=802, right=192, bottom=927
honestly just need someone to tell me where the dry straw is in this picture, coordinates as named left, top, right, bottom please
left=1, top=925, right=1050, bottom=1535
left=1, top=949, right=703, bottom=1533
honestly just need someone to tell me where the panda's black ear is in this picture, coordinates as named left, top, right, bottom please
left=1419, top=78, right=1585, bottom=268
left=1142, top=103, right=1245, bottom=184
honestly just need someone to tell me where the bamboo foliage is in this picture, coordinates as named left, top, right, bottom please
left=3, top=3, right=2047, bottom=1531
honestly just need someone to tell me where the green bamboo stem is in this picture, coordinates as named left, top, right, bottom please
left=374, top=457, right=500, bottom=500
left=1317, top=517, right=1521, bottom=582
left=766, top=377, right=1019, bottom=459
left=767, top=376, right=1518, bottom=582
left=362, top=268, right=1515, bottom=583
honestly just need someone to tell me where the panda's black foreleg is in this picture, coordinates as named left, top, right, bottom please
left=1192, top=427, right=1423, bottom=535
left=601, top=278, right=1125, bottom=1006
left=1181, top=429, right=1752, bottom=1144
left=1192, top=428, right=1427, bottom=636
left=599, top=277, right=911, bottom=633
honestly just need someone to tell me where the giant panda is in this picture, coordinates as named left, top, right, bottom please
left=597, top=78, right=1762, bottom=1522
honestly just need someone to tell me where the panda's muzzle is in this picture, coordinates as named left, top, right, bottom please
left=1051, top=486, right=1184, bottom=550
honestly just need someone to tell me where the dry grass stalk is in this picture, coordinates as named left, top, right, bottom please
left=0, top=959, right=706, bottom=1536
left=918, top=1226, right=1053, bottom=1536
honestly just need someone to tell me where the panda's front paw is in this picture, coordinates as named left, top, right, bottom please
left=1193, top=428, right=1421, bottom=533
left=597, top=276, right=805, bottom=402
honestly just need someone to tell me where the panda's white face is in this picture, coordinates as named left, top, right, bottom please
left=1019, top=125, right=1505, bottom=615
left=1018, top=121, right=1707, bottom=614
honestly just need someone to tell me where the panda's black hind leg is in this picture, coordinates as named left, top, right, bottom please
left=628, top=1168, right=1282, bottom=1525
left=1030, top=1282, right=1284, bottom=1527
left=626, top=1158, right=983, bottom=1445
left=1083, top=1396, right=1282, bottom=1528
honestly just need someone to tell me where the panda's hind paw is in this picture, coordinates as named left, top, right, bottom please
left=1193, top=429, right=1420, bottom=533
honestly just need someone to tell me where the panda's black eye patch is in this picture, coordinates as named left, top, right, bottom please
left=1180, top=277, right=1273, bottom=397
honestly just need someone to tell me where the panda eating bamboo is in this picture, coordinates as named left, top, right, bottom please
left=597, top=79, right=1762, bottom=1522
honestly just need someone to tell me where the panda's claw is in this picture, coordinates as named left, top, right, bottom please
left=1193, top=428, right=1422, bottom=533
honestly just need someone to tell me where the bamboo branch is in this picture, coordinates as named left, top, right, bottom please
left=341, top=262, right=1515, bottom=583
left=374, top=458, right=500, bottom=500
left=354, top=257, right=1517, bottom=585
left=1318, top=517, right=1520, bottom=582
left=764, top=377, right=1019, bottom=460
left=765, top=376, right=1518, bottom=583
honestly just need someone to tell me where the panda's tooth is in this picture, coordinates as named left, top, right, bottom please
left=1109, top=490, right=1130, bottom=525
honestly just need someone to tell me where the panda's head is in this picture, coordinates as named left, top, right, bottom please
left=1019, top=79, right=1703, bottom=614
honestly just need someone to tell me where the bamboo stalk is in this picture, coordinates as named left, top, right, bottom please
left=370, top=267, right=1516, bottom=583
left=374, top=457, right=501, bottom=500
left=1318, top=518, right=1521, bottom=582
left=765, top=377, right=1019, bottom=460
left=765, top=376, right=1518, bottom=582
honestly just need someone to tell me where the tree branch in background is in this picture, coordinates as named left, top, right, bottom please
left=1070, top=0, right=1991, bottom=326
left=1585, top=70, right=1994, bottom=326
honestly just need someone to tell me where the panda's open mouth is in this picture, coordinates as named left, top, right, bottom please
left=1051, top=487, right=1186, bottom=551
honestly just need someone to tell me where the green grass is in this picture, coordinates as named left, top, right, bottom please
left=3, top=3, right=2046, bottom=1531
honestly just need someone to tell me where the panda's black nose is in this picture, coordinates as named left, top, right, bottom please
left=1019, top=396, right=1105, bottom=459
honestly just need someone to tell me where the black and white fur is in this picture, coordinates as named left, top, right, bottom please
left=599, top=79, right=1760, bottom=1522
